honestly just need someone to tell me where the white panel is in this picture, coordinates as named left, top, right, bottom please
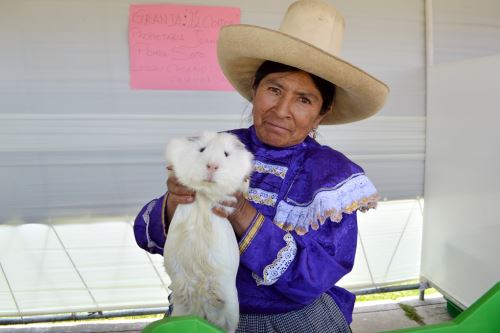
left=54, top=221, right=143, bottom=248
left=340, top=200, right=423, bottom=288
left=65, top=248, right=165, bottom=289
left=12, top=290, right=98, bottom=316
left=148, top=252, right=172, bottom=287
left=0, top=222, right=170, bottom=316
left=0, top=268, right=19, bottom=316
left=433, top=0, right=500, bottom=64
left=0, top=205, right=422, bottom=315
left=423, top=55, right=500, bottom=307
left=0, top=224, right=95, bottom=315
left=89, top=287, right=168, bottom=310
left=53, top=222, right=170, bottom=308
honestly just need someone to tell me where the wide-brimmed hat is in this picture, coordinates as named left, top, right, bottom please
left=217, top=0, right=389, bottom=125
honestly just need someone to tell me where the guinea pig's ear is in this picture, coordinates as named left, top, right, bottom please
left=234, top=140, right=245, bottom=150
left=187, top=136, right=200, bottom=142
left=165, top=137, right=188, bottom=169
left=200, top=131, right=217, bottom=142
left=226, top=134, right=247, bottom=151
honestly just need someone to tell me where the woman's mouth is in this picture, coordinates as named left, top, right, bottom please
left=265, top=121, right=290, bottom=133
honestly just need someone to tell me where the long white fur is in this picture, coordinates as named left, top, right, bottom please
left=163, top=131, right=253, bottom=333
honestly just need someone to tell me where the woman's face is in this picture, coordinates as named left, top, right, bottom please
left=252, top=71, right=327, bottom=148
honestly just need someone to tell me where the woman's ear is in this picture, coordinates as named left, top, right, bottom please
left=313, top=113, right=327, bottom=128
left=314, top=102, right=333, bottom=127
left=326, top=102, right=334, bottom=115
left=250, top=78, right=257, bottom=101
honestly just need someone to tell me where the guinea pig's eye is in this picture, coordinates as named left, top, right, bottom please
left=224, top=151, right=229, bottom=157
left=199, top=147, right=205, bottom=153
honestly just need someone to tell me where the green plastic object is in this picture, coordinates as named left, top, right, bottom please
left=383, top=282, right=500, bottom=333
left=445, top=298, right=463, bottom=318
left=142, top=315, right=226, bottom=333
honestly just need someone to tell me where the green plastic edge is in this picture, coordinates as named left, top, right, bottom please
left=445, top=298, right=463, bottom=318
left=381, top=282, right=500, bottom=333
left=142, top=315, right=226, bottom=333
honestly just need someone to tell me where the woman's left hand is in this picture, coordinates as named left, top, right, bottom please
left=212, top=192, right=258, bottom=238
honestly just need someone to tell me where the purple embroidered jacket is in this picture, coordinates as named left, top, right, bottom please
left=133, top=126, right=378, bottom=324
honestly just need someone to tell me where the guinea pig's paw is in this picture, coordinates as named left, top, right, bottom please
left=212, top=202, right=236, bottom=216
left=239, top=178, right=250, bottom=192
left=222, top=195, right=237, bottom=204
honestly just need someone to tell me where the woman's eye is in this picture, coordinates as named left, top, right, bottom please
left=224, top=151, right=229, bottom=157
left=268, top=86, right=280, bottom=95
left=299, top=97, right=311, bottom=104
left=199, top=147, right=205, bottom=153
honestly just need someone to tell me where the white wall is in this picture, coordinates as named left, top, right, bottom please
left=423, top=54, right=500, bottom=308
left=432, top=0, right=500, bottom=64
left=0, top=0, right=425, bottom=224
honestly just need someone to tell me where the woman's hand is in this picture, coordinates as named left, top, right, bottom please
left=165, top=167, right=195, bottom=224
left=212, top=192, right=257, bottom=238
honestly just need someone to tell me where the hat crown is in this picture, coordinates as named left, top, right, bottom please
left=279, top=0, right=345, bottom=56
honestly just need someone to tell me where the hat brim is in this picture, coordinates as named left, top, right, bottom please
left=217, top=25, right=389, bottom=125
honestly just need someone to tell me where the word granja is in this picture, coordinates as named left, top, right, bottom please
left=132, top=9, right=233, bottom=30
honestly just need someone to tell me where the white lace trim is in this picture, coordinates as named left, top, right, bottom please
left=142, top=200, right=163, bottom=251
left=245, top=187, right=278, bottom=207
left=252, top=233, right=297, bottom=286
left=253, top=160, right=288, bottom=179
left=274, top=174, right=379, bottom=235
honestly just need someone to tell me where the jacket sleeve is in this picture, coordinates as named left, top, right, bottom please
left=238, top=211, right=357, bottom=305
left=133, top=193, right=169, bottom=255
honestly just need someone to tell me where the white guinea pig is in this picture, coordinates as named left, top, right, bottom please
left=163, top=131, right=253, bottom=333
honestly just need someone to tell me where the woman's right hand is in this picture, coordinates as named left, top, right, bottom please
left=166, top=168, right=196, bottom=205
left=165, top=167, right=196, bottom=224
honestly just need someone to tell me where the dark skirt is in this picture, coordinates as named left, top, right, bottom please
left=235, top=294, right=352, bottom=333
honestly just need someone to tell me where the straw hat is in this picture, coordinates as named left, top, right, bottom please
left=217, top=0, right=389, bottom=125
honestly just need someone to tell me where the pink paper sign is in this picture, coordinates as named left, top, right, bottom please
left=129, top=4, right=240, bottom=90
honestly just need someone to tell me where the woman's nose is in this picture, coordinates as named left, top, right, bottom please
left=273, top=96, right=292, bottom=118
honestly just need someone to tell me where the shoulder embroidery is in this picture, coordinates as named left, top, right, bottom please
left=252, top=233, right=297, bottom=286
left=253, top=160, right=288, bottom=179
left=274, top=174, right=379, bottom=235
left=245, top=187, right=278, bottom=207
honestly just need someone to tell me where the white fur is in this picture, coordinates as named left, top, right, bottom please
left=163, top=132, right=253, bottom=333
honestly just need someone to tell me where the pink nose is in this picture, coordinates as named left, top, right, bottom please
left=206, top=164, right=219, bottom=172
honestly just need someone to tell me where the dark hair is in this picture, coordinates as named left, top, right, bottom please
left=252, top=61, right=336, bottom=115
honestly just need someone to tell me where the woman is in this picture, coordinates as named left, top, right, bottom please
left=134, top=0, right=389, bottom=332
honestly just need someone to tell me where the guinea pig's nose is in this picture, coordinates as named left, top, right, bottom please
left=206, top=163, right=219, bottom=172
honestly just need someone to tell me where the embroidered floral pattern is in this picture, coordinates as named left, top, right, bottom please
left=245, top=187, right=278, bottom=207
left=253, top=160, right=288, bottom=179
left=143, top=200, right=163, bottom=251
left=253, top=233, right=297, bottom=286
left=274, top=174, right=379, bottom=235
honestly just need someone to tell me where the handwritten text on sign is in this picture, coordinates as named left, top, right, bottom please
left=129, top=4, right=240, bottom=90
